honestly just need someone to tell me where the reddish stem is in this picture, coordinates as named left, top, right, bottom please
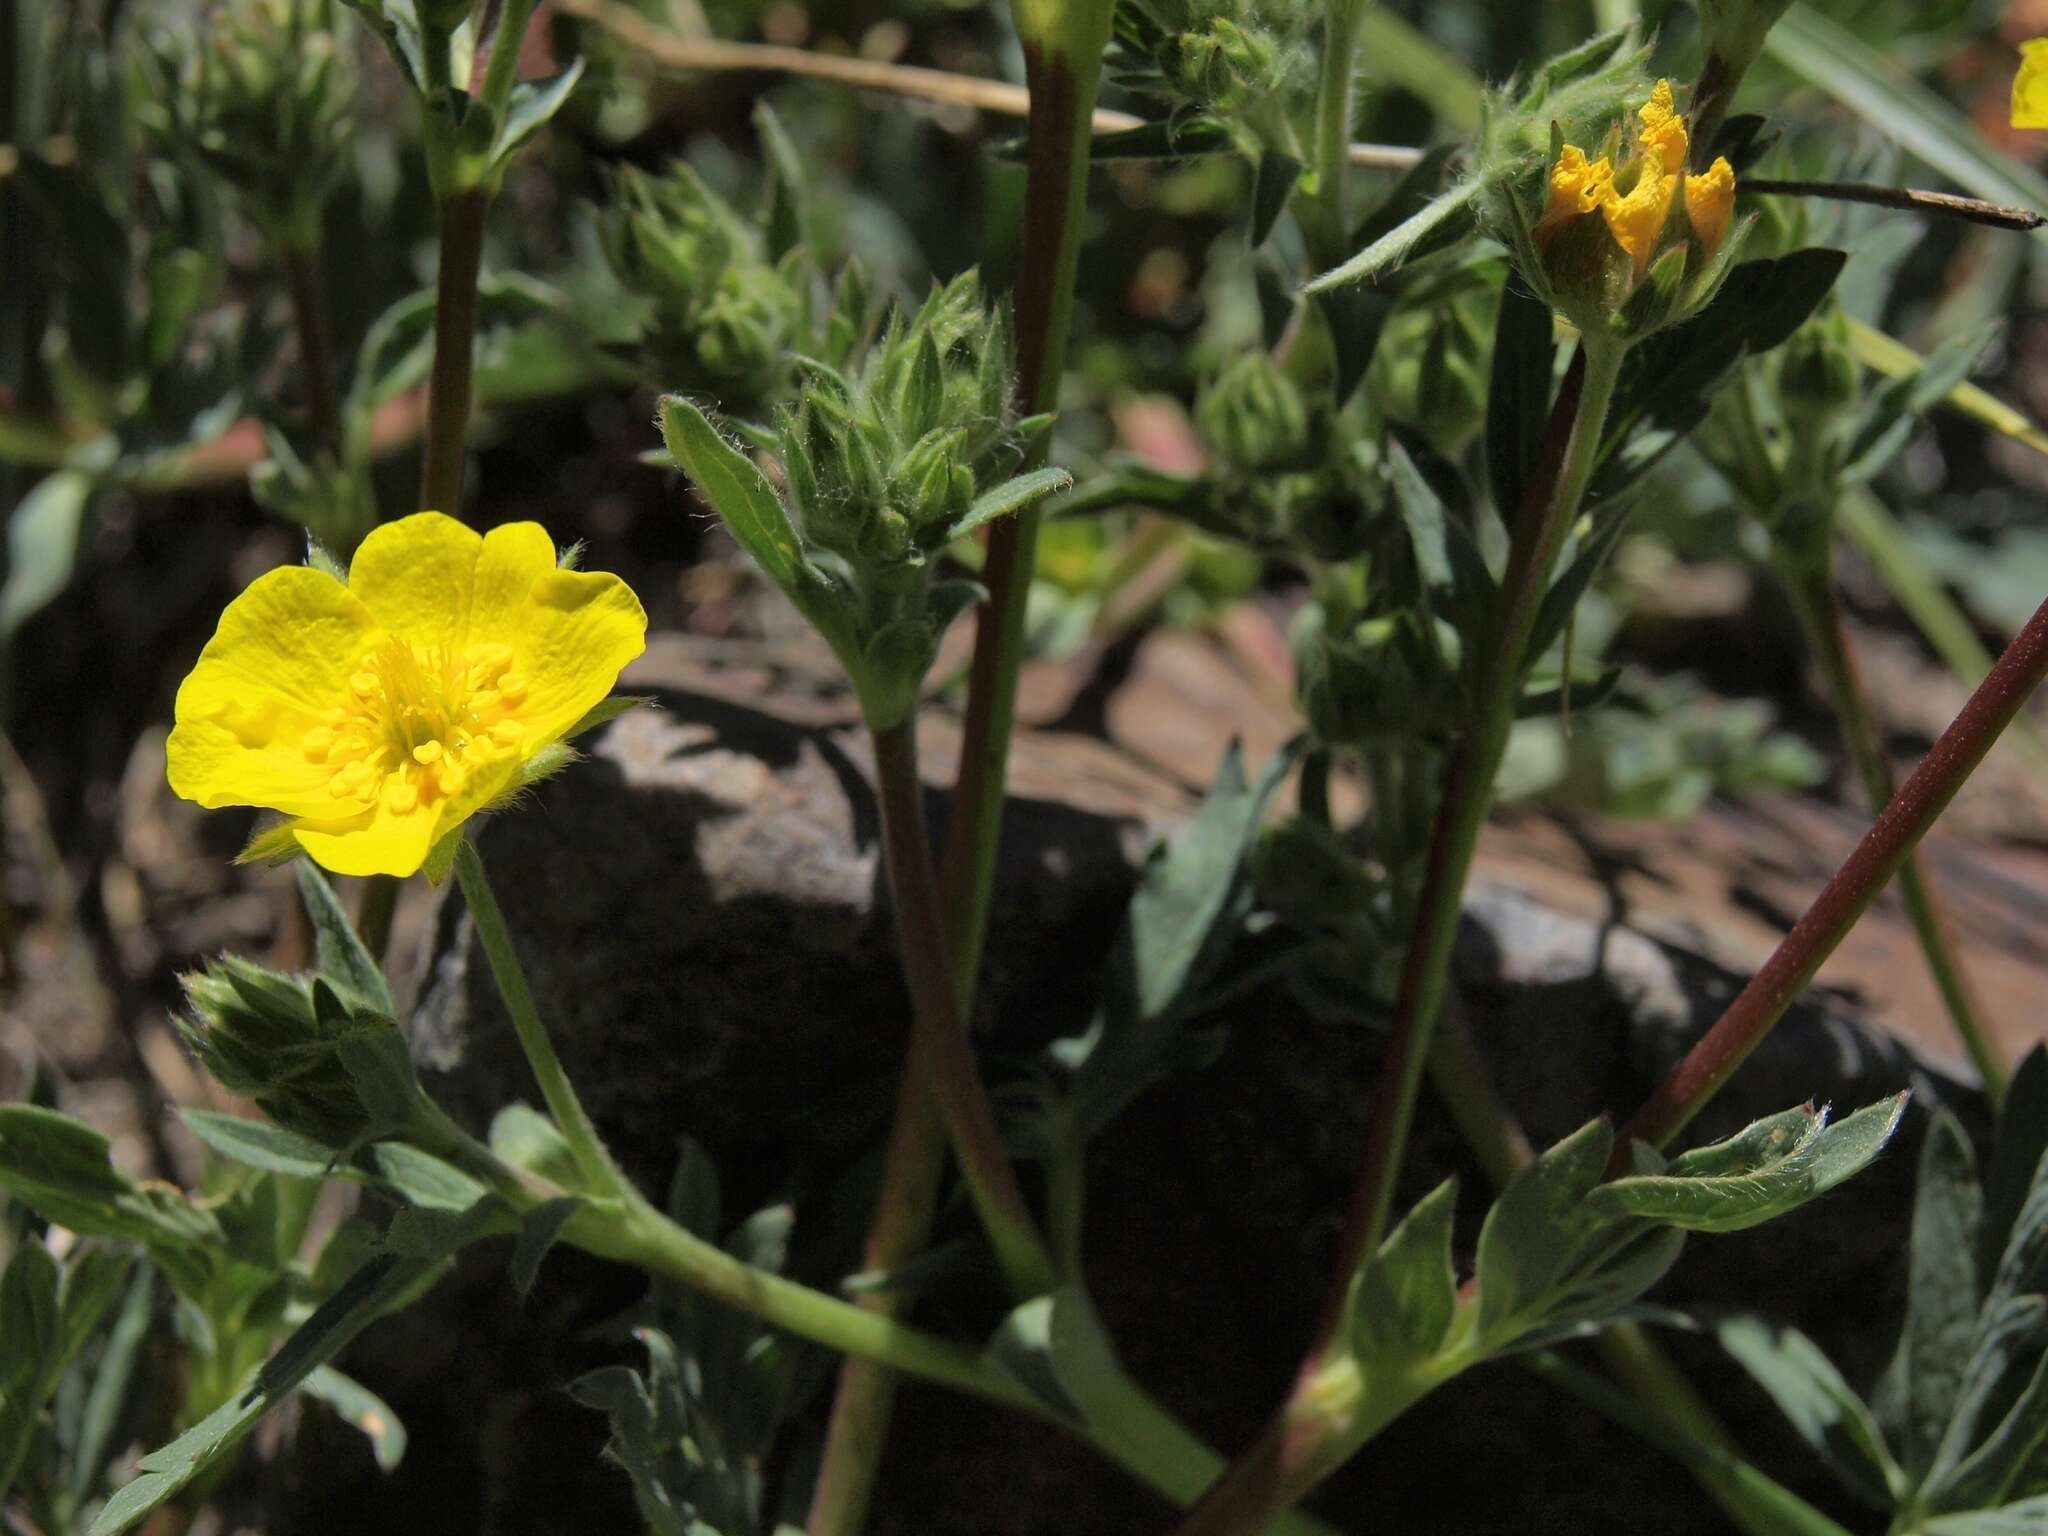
left=1620, top=592, right=2048, bottom=1153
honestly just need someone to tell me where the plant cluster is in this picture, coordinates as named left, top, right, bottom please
left=3, top=1, right=2048, bottom=1535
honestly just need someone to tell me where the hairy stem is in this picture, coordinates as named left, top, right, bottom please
left=452, top=838, right=627, bottom=1199
left=1773, top=543, right=2007, bottom=1105
left=872, top=721, right=1055, bottom=1297
left=1309, top=0, right=1364, bottom=267
left=809, top=27, right=1108, bottom=1531
left=1621, top=590, right=2048, bottom=1151
left=419, top=189, right=487, bottom=514
left=1168, top=336, right=1626, bottom=1535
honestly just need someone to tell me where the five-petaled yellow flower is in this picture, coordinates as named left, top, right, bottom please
left=1535, top=79, right=1737, bottom=280
left=168, top=512, right=647, bottom=878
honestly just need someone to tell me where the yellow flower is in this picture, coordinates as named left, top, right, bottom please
left=1601, top=152, right=1677, bottom=278
left=1635, top=79, right=1690, bottom=168
left=1535, top=144, right=1617, bottom=247
left=1683, top=156, right=1737, bottom=256
left=168, top=512, right=647, bottom=877
left=2014, top=39, right=2048, bottom=128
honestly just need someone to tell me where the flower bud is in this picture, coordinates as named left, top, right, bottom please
left=1196, top=353, right=1311, bottom=473
left=178, top=957, right=416, bottom=1148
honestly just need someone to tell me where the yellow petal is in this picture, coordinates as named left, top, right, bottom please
left=167, top=565, right=380, bottom=816
left=1637, top=79, right=1689, bottom=167
left=2014, top=39, right=2048, bottom=128
left=1684, top=156, right=1737, bottom=256
left=1536, top=145, right=1616, bottom=246
left=293, top=798, right=440, bottom=878
left=347, top=511, right=485, bottom=652
left=427, top=749, right=527, bottom=851
left=494, top=569, right=649, bottom=745
left=1601, top=153, right=1676, bottom=276
left=467, top=520, right=560, bottom=641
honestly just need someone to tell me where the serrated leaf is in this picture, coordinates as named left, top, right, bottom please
left=1587, top=1095, right=1906, bottom=1234
left=297, top=863, right=394, bottom=1017
left=300, top=1366, right=407, bottom=1472
left=659, top=396, right=802, bottom=595
left=945, top=467, right=1073, bottom=543
left=510, top=1197, right=583, bottom=1299
left=1476, top=1118, right=1614, bottom=1339
left=1354, top=1178, right=1457, bottom=1363
left=1877, top=1111, right=1986, bottom=1479
left=179, top=1110, right=341, bottom=1179
left=1717, top=1314, right=1907, bottom=1509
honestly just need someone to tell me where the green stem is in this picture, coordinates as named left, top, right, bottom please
left=1525, top=1351, right=1859, bottom=1536
left=938, top=23, right=1107, bottom=995
left=419, top=187, right=488, bottom=514
left=471, top=0, right=538, bottom=124
left=808, top=21, right=1110, bottom=1533
left=1168, top=335, right=1627, bottom=1536
left=452, top=839, right=627, bottom=1200
left=1427, top=997, right=1842, bottom=1536
left=402, top=1101, right=1338, bottom=1535
left=871, top=721, right=1055, bottom=1298
left=1308, top=0, right=1364, bottom=268
left=1773, top=543, right=2007, bottom=1104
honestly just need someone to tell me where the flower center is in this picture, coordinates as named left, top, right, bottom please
left=299, top=638, right=530, bottom=815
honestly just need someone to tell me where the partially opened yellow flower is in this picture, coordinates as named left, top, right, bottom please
left=2015, top=39, right=2048, bottom=128
left=168, top=513, right=647, bottom=877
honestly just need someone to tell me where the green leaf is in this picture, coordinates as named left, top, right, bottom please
left=1307, top=178, right=1485, bottom=293
left=490, top=1104, right=583, bottom=1190
left=1877, top=1111, right=1986, bottom=1479
left=89, top=1254, right=435, bottom=1535
left=1486, top=277, right=1556, bottom=520
left=69, top=1263, right=154, bottom=1508
left=1928, top=1348, right=2048, bottom=1513
left=0, top=1239, right=60, bottom=1397
left=945, top=467, right=1074, bottom=543
left=1917, top=1497, right=2048, bottom=1535
left=0, top=1106, right=223, bottom=1253
left=985, top=1286, right=1128, bottom=1433
left=491, top=59, right=585, bottom=172
left=666, top=1135, right=721, bottom=1241
left=1840, top=329, right=1995, bottom=487
left=178, top=1110, right=341, bottom=1179
left=2, top=470, right=92, bottom=641
left=1476, top=1118, right=1614, bottom=1339
left=563, top=694, right=654, bottom=741
left=1354, top=1178, right=1458, bottom=1363
left=510, top=1197, right=584, bottom=1299
left=336, top=1026, right=421, bottom=1136
left=1985, top=1047, right=2048, bottom=1281
left=1250, top=151, right=1302, bottom=248
left=659, top=396, right=802, bottom=595
left=1587, top=1095, right=1907, bottom=1234
left=300, top=1366, right=408, bottom=1472
left=1716, top=1315, right=1907, bottom=1509
left=1924, top=1296, right=2048, bottom=1498
left=1388, top=439, right=1452, bottom=589
left=236, top=819, right=304, bottom=867
left=296, top=864, right=394, bottom=1017
left=371, top=1144, right=487, bottom=1213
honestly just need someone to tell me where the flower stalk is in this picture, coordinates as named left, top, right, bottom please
left=420, top=188, right=488, bottom=514
left=1621, top=587, right=2048, bottom=1151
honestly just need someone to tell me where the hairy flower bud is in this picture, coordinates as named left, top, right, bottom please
left=1197, top=353, right=1312, bottom=473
